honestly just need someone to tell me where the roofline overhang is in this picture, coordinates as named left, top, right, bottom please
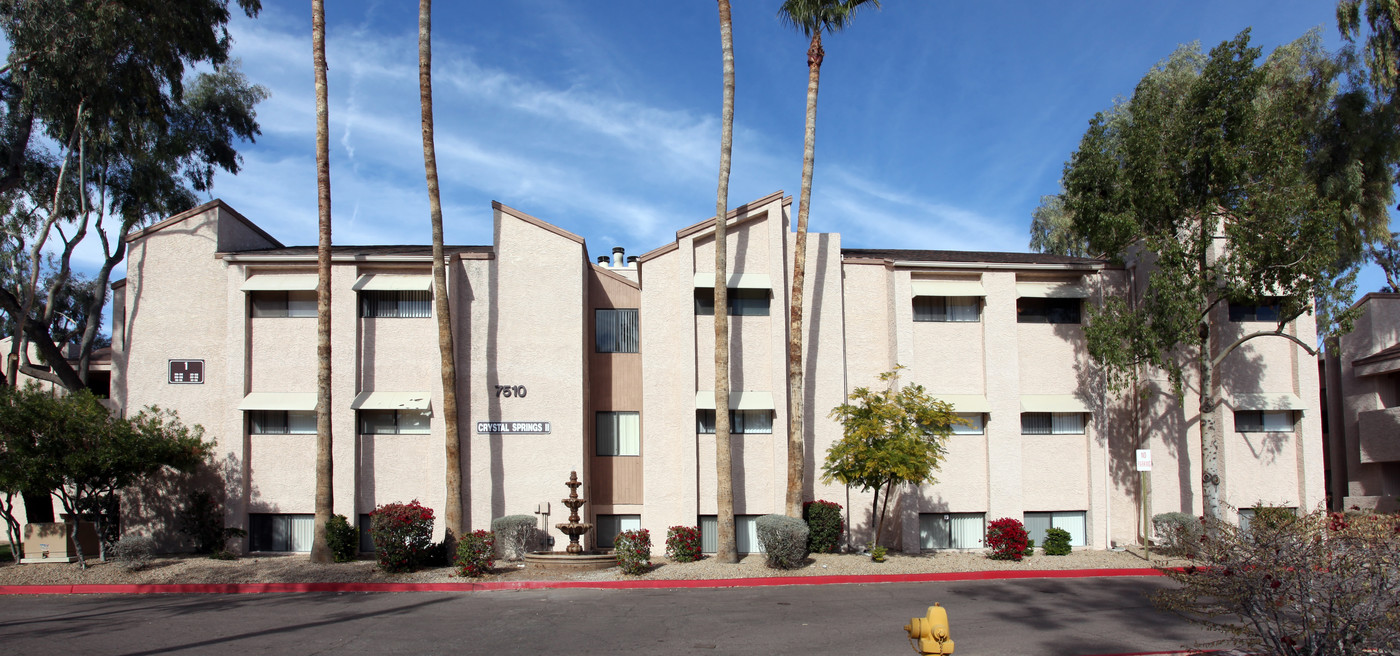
left=883, top=259, right=1107, bottom=272
left=219, top=252, right=494, bottom=263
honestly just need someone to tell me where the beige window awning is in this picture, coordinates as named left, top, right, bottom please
left=934, top=394, right=991, bottom=413
left=911, top=281, right=986, bottom=297
left=1016, top=282, right=1089, bottom=298
left=238, top=392, right=317, bottom=411
left=352, top=274, right=433, bottom=292
left=695, top=391, right=775, bottom=410
left=1228, top=393, right=1307, bottom=411
left=693, top=273, right=773, bottom=289
left=241, top=274, right=318, bottom=291
left=1020, top=395, right=1091, bottom=413
left=351, top=391, right=432, bottom=410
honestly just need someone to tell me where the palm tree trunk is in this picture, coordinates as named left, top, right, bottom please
left=310, top=0, right=334, bottom=564
left=785, top=32, right=823, bottom=518
left=713, top=0, right=738, bottom=565
left=418, top=0, right=462, bottom=543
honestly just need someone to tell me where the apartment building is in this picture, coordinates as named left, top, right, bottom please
left=104, top=192, right=1324, bottom=553
left=1323, top=293, right=1400, bottom=513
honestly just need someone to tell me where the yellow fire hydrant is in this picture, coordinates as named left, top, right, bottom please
left=903, top=603, right=954, bottom=655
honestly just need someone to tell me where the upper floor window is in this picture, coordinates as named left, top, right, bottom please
left=696, top=409, right=773, bottom=434
left=596, top=411, right=640, bottom=456
left=695, top=288, right=770, bottom=316
left=358, top=409, right=431, bottom=434
left=1228, top=299, right=1282, bottom=323
left=1021, top=412, right=1085, bottom=435
left=251, top=291, right=317, bottom=318
left=952, top=413, right=985, bottom=435
left=249, top=410, right=316, bottom=435
left=1234, top=410, right=1294, bottom=433
left=913, top=296, right=981, bottom=322
left=596, top=309, right=639, bottom=353
left=1017, top=297, right=1081, bottom=324
left=359, top=290, right=431, bottom=318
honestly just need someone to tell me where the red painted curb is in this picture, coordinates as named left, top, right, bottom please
left=0, top=567, right=1164, bottom=596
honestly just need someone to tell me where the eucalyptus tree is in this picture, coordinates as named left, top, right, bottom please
left=776, top=0, right=879, bottom=518
left=418, top=0, right=463, bottom=540
left=310, top=0, right=335, bottom=564
left=712, top=0, right=739, bottom=564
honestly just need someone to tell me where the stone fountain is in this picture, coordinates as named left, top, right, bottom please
left=522, top=470, right=614, bottom=570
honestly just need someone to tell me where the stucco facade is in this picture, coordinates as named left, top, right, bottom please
left=1323, top=293, right=1400, bottom=513
left=104, top=193, right=1326, bottom=553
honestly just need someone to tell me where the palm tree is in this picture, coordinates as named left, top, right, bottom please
left=777, top=0, right=878, bottom=518
left=310, top=0, right=334, bottom=564
left=713, top=0, right=738, bottom=564
left=418, top=0, right=463, bottom=541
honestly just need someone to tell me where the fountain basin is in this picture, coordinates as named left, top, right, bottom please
left=522, top=550, right=615, bottom=571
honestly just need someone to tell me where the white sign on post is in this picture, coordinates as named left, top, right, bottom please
left=1136, top=449, right=1152, bottom=472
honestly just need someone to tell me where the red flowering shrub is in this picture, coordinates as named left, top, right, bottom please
left=803, top=500, right=845, bottom=553
left=665, top=525, right=702, bottom=563
left=614, top=528, right=651, bottom=575
left=986, top=517, right=1029, bottom=561
left=454, top=530, right=495, bottom=577
left=370, top=500, right=435, bottom=573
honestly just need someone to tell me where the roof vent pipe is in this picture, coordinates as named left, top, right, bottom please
left=597, top=255, right=609, bottom=265
left=627, top=255, right=638, bottom=267
left=612, top=246, right=625, bottom=268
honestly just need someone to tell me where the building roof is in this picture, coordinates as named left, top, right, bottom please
left=222, top=245, right=493, bottom=258
left=841, top=248, right=1108, bottom=267
left=1354, top=343, right=1400, bottom=367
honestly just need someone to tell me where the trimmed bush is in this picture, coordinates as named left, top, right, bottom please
left=326, top=514, right=359, bottom=563
left=491, top=515, right=538, bottom=561
left=986, top=517, right=1029, bottom=561
left=1042, top=527, right=1072, bottom=556
left=454, top=530, right=495, bottom=577
left=665, top=525, right=703, bottom=563
left=803, top=500, right=844, bottom=554
left=111, top=534, right=156, bottom=572
left=1024, top=538, right=1036, bottom=557
left=1152, top=512, right=1203, bottom=556
left=756, top=514, right=810, bottom=569
left=614, top=528, right=651, bottom=575
left=370, top=500, right=436, bottom=573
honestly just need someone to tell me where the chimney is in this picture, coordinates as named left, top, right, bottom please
left=597, top=255, right=609, bottom=265
left=612, top=246, right=625, bottom=268
left=627, top=255, right=638, bottom=268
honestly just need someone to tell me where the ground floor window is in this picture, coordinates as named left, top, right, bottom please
left=1233, top=410, right=1294, bottom=433
left=919, top=512, right=985, bottom=549
left=1238, top=506, right=1296, bottom=534
left=358, top=513, right=375, bottom=552
left=249, top=513, right=314, bottom=552
left=595, top=514, right=641, bottom=549
left=1023, top=511, right=1087, bottom=547
left=696, top=409, right=773, bottom=434
left=699, top=514, right=763, bottom=553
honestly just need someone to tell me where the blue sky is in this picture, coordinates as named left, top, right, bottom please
left=187, top=1, right=1390, bottom=293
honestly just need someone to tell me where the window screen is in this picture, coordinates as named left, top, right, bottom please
left=1234, top=411, right=1293, bottom=433
left=249, top=410, right=317, bottom=435
left=358, top=410, right=431, bottom=435
left=1024, top=511, right=1087, bottom=547
left=596, top=411, right=640, bottom=456
left=251, top=291, right=317, bottom=318
left=359, top=290, right=431, bottom=318
left=697, top=409, right=774, bottom=434
left=248, top=513, right=314, bottom=551
left=595, top=309, right=639, bottom=353
left=913, top=296, right=981, bottom=322
left=1021, top=412, right=1084, bottom=435
left=695, top=288, right=770, bottom=316
left=699, top=515, right=764, bottom=553
left=919, top=513, right=985, bottom=549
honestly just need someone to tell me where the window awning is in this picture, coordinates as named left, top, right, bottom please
left=1228, top=393, right=1307, bottom=411
left=695, top=391, right=775, bottom=410
left=911, top=281, right=986, bottom=297
left=1020, top=395, right=1091, bottom=413
left=238, top=392, right=317, bottom=411
left=351, top=391, right=432, bottom=410
left=352, top=274, right=433, bottom=292
left=934, top=394, right=991, bottom=413
left=1016, top=282, right=1089, bottom=298
left=241, top=274, right=318, bottom=291
left=692, top=273, right=773, bottom=289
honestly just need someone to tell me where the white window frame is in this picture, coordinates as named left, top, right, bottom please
left=696, top=409, right=774, bottom=434
left=595, top=514, right=641, bottom=549
left=250, top=290, right=317, bottom=318
left=1023, top=511, right=1087, bottom=547
left=596, top=411, right=641, bottom=456
left=1233, top=410, right=1294, bottom=433
left=248, top=410, right=316, bottom=435
left=919, top=512, right=985, bottom=549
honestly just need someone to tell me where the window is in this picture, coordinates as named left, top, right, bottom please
left=696, top=409, right=774, bottom=434
left=358, top=409, right=431, bottom=434
left=699, top=515, right=763, bottom=553
left=1234, top=410, right=1294, bottom=433
left=1229, top=299, right=1281, bottom=323
left=358, top=514, right=375, bottom=553
left=595, top=514, right=641, bottom=549
left=1024, top=511, right=1087, bottom=548
left=1238, top=507, right=1296, bottom=534
left=952, top=413, right=985, bottom=435
left=249, top=513, right=314, bottom=552
left=1021, top=412, right=1085, bottom=435
left=251, top=290, right=317, bottom=318
left=595, top=309, right=640, bottom=353
left=919, top=513, right=985, bottom=549
left=359, top=290, right=431, bottom=318
left=249, top=410, right=316, bottom=435
left=694, top=288, right=770, bottom=316
left=596, top=411, right=640, bottom=456
left=1017, top=297, right=1081, bottom=324
left=913, top=296, right=981, bottom=322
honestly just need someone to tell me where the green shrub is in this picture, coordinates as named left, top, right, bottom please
left=326, top=514, right=359, bottom=562
left=1042, top=527, right=1072, bottom=556
left=665, top=525, right=703, bottom=563
left=614, top=528, right=651, bottom=575
left=756, top=514, right=809, bottom=569
left=803, top=500, right=844, bottom=554
left=209, top=549, right=238, bottom=560
left=870, top=544, right=888, bottom=562
left=1248, top=504, right=1297, bottom=531
left=1152, top=512, right=1203, bottom=556
left=178, top=489, right=245, bottom=554
left=370, top=500, right=435, bottom=573
left=111, top=535, right=156, bottom=571
left=491, top=515, right=538, bottom=561
left=454, top=530, right=495, bottom=577
left=985, top=517, right=1028, bottom=561
left=1023, top=538, right=1036, bottom=557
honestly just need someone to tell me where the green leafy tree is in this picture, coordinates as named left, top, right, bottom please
left=1368, top=232, right=1400, bottom=291
left=778, top=0, right=879, bottom=519
left=0, top=385, right=63, bottom=561
left=1057, top=31, right=1390, bottom=524
left=824, top=367, right=962, bottom=547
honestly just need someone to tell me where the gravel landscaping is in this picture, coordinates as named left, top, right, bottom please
left=0, top=546, right=1186, bottom=587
